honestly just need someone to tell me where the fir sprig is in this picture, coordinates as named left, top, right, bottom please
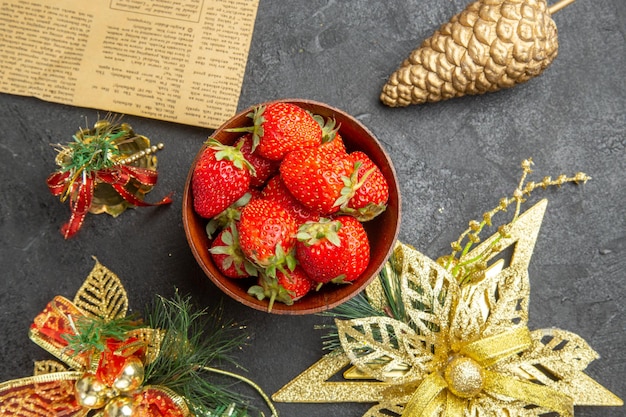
left=62, top=314, right=143, bottom=355
left=319, top=261, right=407, bottom=352
left=143, top=293, right=277, bottom=417
left=52, top=116, right=137, bottom=202
left=318, top=291, right=383, bottom=352
left=56, top=118, right=131, bottom=175
left=143, top=293, right=248, bottom=414
left=62, top=130, right=124, bottom=173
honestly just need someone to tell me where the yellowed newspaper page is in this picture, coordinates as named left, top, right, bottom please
left=0, top=0, right=259, bottom=128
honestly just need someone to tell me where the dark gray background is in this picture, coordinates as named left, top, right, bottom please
left=1, top=0, right=624, bottom=415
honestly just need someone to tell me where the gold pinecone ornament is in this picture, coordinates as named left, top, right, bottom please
left=381, top=0, right=575, bottom=107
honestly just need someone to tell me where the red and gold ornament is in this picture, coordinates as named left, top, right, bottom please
left=0, top=259, right=277, bottom=417
left=0, top=260, right=188, bottom=417
left=47, top=117, right=172, bottom=239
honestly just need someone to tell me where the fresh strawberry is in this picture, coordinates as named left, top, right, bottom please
left=228, top=102, right=323, bottom=160
left=261, top=175, right=320, bottom=225
left=336, top=215, right=370, bottom=282
left=248, top=266, right=314, bottom=311
left=276, top=266, right=315, bottom=301
left=320, top=130, right=347, bottom=155
left=312, top=114, right=347, bottom=154
left=238, top=198, right=298, bottom=275
left=236, top=133, right=280, bottom=188
left=340, top=151, right=389, bottom=221
left=279, top=145, right=354, bottom=215
left=192, top=139, right=255, bottom=219
left=295, top=216, right=370, bottom=284
left=246, top=188, right=263, bottom=201
left=209, top=224, right=258, bottom=279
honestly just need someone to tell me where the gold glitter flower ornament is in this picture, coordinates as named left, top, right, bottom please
left=274, top=160, right=622, bottom=416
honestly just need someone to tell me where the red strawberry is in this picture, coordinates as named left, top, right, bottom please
left=340, top=151, right=389, bottom=221
left=236, top=133, right=280, bottom=188
left=209, top=224, right=258, bottom=279
left=320, top=130, right=347, bottom=155
left=295, top=216, right=370, bottom=284
left=337, top=216, right=370, bottom=282
left=238, top=198, right=298, bottom=275
left=228, top=102, right=323, bottom=160
left=276, top=266, right=315, bottom=301
left=312, top=114, right=347, bottom=155
left=192, top=139, right=255, bottom=219
left=279, top=145, right=354, bottom=215
left=248, top=266, right=314, bottom=311
left=261, top=175, right=320, bottom=225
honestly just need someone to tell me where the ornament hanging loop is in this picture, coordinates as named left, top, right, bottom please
left=199, top=366, right=279, bottom=417
left=548, top=0, right=576, bottom=15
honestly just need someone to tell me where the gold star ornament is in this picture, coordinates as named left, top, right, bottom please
left=273, top=163, right=623, bottom=416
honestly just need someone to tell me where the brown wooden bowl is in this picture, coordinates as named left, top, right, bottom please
left=182, top=99, right=401, bottom=314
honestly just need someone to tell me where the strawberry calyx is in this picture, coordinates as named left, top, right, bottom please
left=205, top=192, right=252, bottom=238
left=312, top=114, right=340, bottom=143
left=334, top=161, right=376, bottom=209
left=311, top=273, right=351, bottom=292
left=246, top=242, right=297, bottom=281
left=224, top=105, right=266, bottom=152
left=296, top=218, right=342, bottom=247
left=248, top=266, right=314, bottom=311
left=205, top=138, right=257, bottom=177
left=340, top=201, right=388, bottom=222
left=334, top=160, right=388, bottom=221
left=248, top=275, right=295, bottom=311
left=260, top=243, right=297, bottom=279
left=209, top=225, right=259, bottom=278
left=330, top=275, right=351, bottom=285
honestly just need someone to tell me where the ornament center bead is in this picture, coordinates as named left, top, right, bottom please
left=444, top=356, right=485, bottom=398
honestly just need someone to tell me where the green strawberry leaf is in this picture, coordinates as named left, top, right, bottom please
left=312, top=114, right=340, bottom=143
left=224, top=105, right=266, bottom=152
left=296, top=218, right=342, bottom=246
left=248, top=285, right=266, bottom=300
left=331, top=275, right=351, bottom=285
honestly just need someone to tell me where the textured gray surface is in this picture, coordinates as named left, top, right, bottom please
left=0, top=0, right=625, bottom=415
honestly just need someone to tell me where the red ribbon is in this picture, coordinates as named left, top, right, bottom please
left=47, top=165, right=172, bottom=239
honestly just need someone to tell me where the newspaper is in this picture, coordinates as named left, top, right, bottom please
left=0, top=0, right=259, bottom=128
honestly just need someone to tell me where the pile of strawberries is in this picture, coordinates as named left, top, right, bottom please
left=191, top=102, right=389, bottom=311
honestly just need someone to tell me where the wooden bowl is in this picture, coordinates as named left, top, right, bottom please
left=182, top=99, right=401, bottom=314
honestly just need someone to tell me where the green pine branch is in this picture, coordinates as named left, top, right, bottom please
left=62, top=314, right=143, bottom=356
left=143, top=292, right=254, bottom=416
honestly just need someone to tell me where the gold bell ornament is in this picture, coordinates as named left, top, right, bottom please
left=47, top=116, right=172, bottom=238
left=381, top=0, right=576, bottom=106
